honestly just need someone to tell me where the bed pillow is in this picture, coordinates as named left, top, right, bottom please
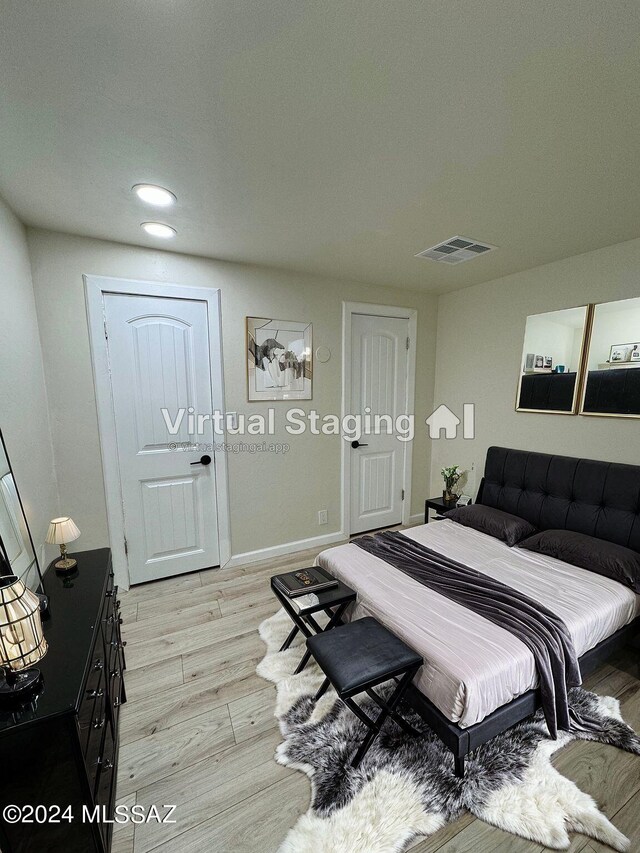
left=518, top=529, right=640, bottom=593
left=444, top=504, right=537, bottom=546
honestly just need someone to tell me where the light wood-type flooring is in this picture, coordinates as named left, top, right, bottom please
left=112, top=543, right=640, bottom=853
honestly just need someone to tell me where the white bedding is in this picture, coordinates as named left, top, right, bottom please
left=316, top=520, right=640, bottom=727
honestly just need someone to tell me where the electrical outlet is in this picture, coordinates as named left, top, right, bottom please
left=318, top=509, right=328, bottom=525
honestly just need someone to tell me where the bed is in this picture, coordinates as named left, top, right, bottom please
left=316, top=446, right=640, bottom=775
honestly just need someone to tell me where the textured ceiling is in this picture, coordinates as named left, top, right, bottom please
left=1, top=0, right=639, bottom=292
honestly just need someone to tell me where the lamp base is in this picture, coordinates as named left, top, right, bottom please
left=55, top=557, right=77, bottom=573
left=0, top=668, right=42, bottom=699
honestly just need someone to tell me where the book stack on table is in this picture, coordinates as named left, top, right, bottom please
left=272, top=567, right=338, bottom=598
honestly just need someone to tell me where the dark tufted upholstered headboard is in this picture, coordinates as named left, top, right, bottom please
left=477, top=446, right=640, bottom=553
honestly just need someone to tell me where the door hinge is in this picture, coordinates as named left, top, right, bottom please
left=401, top=489, right=405, bottom=501
left=406, top=336, right=410, bottom=350
left=104, top=320, right=108, bottom=340
left=123, top=537, right=128, bottom=556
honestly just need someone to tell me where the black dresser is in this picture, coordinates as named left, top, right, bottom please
left=0, top=548, right=126, bottom=853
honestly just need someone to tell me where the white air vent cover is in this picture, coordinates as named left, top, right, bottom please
left=415, top=236, right=497, bottom=264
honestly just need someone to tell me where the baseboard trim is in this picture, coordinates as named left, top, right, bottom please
left=408, top=512, right=425, bottom=526
left=224, top=530, right=347, bottom=569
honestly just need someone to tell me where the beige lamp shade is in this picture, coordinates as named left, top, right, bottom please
left=45, top=517, right=81, bottom=546
left=0, top=576, right=48, bottom=672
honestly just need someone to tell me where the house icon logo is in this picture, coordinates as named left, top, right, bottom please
left=425, top=404, right=475, bottom=439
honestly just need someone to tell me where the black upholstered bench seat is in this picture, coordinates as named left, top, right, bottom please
left=306, top=616, right=423, bottom=767
left=306, top=616, right=423, bottom=696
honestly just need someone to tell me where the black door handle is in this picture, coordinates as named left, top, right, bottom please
left=351, top=441, right=369, bottom=449
left=190, top=455, right=212, bottom=466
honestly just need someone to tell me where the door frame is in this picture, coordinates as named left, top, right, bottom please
left=341, top=302, right=417, bottom=537
left=84, top=275, right=232, bottom=589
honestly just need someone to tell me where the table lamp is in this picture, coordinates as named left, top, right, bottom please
left=46, top=517, right=81, bottom=572
left=0, top=575, right=48, bottom=698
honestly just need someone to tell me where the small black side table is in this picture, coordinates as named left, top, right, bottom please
left=424, top=496, right=457, bottom=523
left=270, top=572, right=356, bottom=674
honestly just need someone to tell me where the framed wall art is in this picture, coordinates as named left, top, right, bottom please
left=246, top=317, right=312, bottom=401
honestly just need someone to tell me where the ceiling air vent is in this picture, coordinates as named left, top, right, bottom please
left=415, top=236, right=497, bottom=265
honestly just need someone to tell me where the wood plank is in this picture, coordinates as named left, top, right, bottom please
left=117, top=706, right=234, bottom=798
left=123, top=655, right=184, bottom=703
left=122, top=570, right=202, bottom=604
left=111, top=793, right=136, bottom=853
left=122, top=597, right=221, bottom=646
left=182, top=631, right=266, bottom=680
left=228, top=685, right=279, bottom=744
left=120, top=660, right=265, bottom=745
left=124, top=600, right=277, bottom=670
left=135, top=585, right=223, bottom=621
left=118, top=601, right=138, bottom=624
left=217, top=587, right=276, bottom=618
left=148, top=775, right=309, bottom=853
left=133, top=730, right=288, bottom=853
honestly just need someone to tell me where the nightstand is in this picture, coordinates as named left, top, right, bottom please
left=424, top=496, right=457, bottom=523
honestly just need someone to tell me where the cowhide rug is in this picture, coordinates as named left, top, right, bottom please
left=257, top=609, right=640, bottom=853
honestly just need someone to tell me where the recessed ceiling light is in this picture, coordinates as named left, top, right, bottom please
left=133, top=184, right=177, bottom=206
left=141, top=221, right=177, bottom=239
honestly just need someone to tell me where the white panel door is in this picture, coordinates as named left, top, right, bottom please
left=349, top=314, right=409, bottom=534
left=104, top=293, right=220, bottom=584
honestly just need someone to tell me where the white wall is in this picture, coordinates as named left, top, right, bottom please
left=27, top=228, right=438, bottom=558
left=0, top=199, right=59, bottom=562
left=431, top=237, right=640, bottom=497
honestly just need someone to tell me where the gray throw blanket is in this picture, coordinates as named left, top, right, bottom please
left=353, top=531, right=583, bottom=738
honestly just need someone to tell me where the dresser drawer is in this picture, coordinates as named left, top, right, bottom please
left=95, top=722, right=116, bottom=804
left=78, top=668, right=106, bottom=743
left=107, top=658, right=125, bottom=732
left=85, top=706, right=108, bottom=792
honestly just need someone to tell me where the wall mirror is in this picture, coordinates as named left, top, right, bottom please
left=0, top=430, right=44, bottom=593
left=516, top=305, right=590, bottom=414
left=580, top=296, right=640, bottom=419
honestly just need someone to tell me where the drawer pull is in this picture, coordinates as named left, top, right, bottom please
left=110, top=639, right=127, bottom=649
left=102, top=759, right=114, bottom=771
left=93, top=718, right=105, bottom=729
left=87, top=689, right=104, bottom=699
left=93, top=659, right=104, bottom=671
left=113, top=698, right=121, bottom=708
left=111, top=669, right=121, bottom=678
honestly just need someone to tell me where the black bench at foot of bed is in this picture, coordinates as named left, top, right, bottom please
left=408, top=602, right=640, bottom=778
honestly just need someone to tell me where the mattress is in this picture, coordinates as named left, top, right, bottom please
left=316, top=520, right=640, bottom=728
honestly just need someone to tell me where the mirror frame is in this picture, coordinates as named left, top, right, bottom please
left=0, top=430, right=46, bottom=594
left=579, top=298, right=640, bottom=420
left=515, top=304, right=593, bottom=415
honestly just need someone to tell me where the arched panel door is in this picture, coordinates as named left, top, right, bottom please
left=104, top=293, right=220, bottom=583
